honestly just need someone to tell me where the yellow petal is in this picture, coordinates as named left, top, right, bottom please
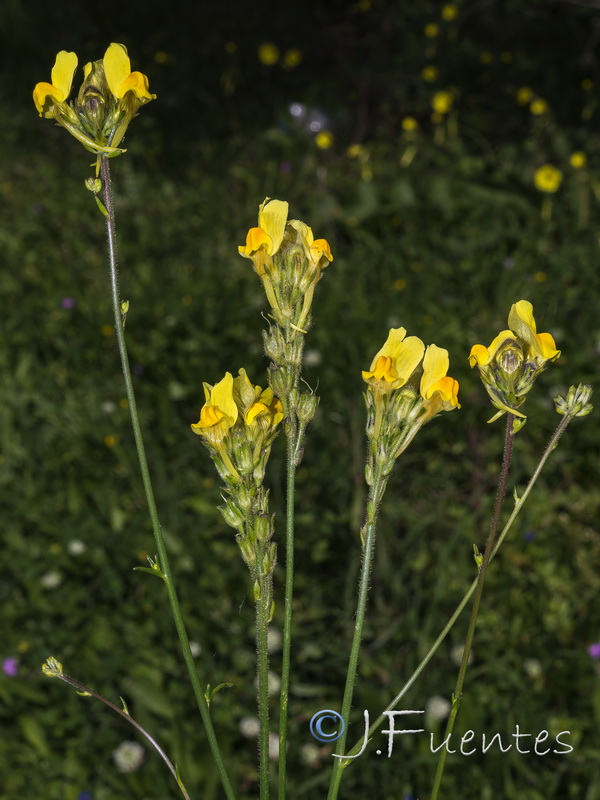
left=289, top=220, right=314, bottom=247
left=118, top=71, right=156, bottom=100
left=210, top=372, right=238, bottom=426
left=50, top=51, right=78, bottom=99
left=536, top=332, right=561, bottom=361
left=486, top=330, right=516, bottom=362
left=420, top=344, right=449, bottom=398
left=362, top=355, right=397, bottom=383
left=104, top=43, right=131, bottom=98
left=239, top=227, right=272, bottom=256
left=367, top=328, right=407, bottom=371
left=33, top=82, right=63, bottom=114
left=246, top=401, right=269, bottom=424
left=258, top=198, right=288, bottom=255
left=311, top=238, right=333, bottom=262
left=468, top=344, right=490, bottom=367
left=392, top=336, right=425, bottom=384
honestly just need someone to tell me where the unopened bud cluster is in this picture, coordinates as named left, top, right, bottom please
left=554, top=384, right=593, bottom=418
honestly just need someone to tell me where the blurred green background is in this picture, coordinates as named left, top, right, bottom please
left=1, top=0, right=599, bottom=798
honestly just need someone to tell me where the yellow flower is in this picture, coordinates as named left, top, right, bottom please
left=432, top=91, right=453, bottom=115
left=581, top=78, right=594, bottom=91
left=401, top=116, right=419, bottom=132
left=258, top=43, right=279, bottom=65
left=570, top=151, right=587, bottom=169
left=347, top=144, right=364, bottom=158
left=469, top=300, right=560, bottom=421
left=529, top=98, right=548, bottom=116
left=420, top=344, right=460, bottom=415
left=283, top=49, right=302, bottom=68
left=362, top=328, right=425, bottom=392
left=516, top=87, right=534, bottom=105
left=191, top=372, right=238, bottom=444
left=238, top=198, right=289, bottom=275
left=33, top=44, right=155, bottom=155
left=422, top=65, right=439, bottom=82
left=103, top=43, right=155, bottom=103
left=315, top=130, right=334, bottom=149
left=442, top=4, right=459, bottom=20
left=33, top=50, right=78, bottom=117
left=233, top=369, right=283, bottom=427
left=533, top=164, right=562, bottom=194
left=288, top=220, right=333, bottom=269
left=425, top=23, right=440, bottom=37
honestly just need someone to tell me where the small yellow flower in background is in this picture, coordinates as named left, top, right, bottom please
left=401, top=116, right=419, bottom=132
left=425, top=23, right=440, bottom=37
left=480, top=51, right=493, bottom=64
left=347, top=144, right=364, bottom=158
left=534, top=271, right=547, bottom=283
left=516, top=87, right=534, bottom=105
left=258, top=43, right=279, bottom=66
left=315, top=130, right=334, bottom=149
left=101, top=324, right=114, bottom=336
left=469, top=300, right=560, bottom=423
left=224, top=41, right=237, bottom=54
left=570, top=151, right=587, bottom=169
left=533, top=164, right=562, bottom=194
left=154, top=51, right=169, bottom=63
left=500, top=51, right=513, bottom=62
left=33, top=44, right=155, bottom=155
left=530, top=98, right=548, bottom=116
left=581, top=78, right=594, bottom=91
left=104, top=434, right=118, bottom=447
left=283, top=49, right=302, bottom=68
left=432, top=91, right=453, bottom=115
left=422, top=65, right=439, bottom=82
left=393, top=278, right=406, bottom=291
left=442, top=3, right=459, bottom=20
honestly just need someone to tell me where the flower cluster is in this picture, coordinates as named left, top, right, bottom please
left=362, top=327, right=460, bottom=480
left=192, top=369, right=283, bottom=602
left=239, top=199, right=333, bottom=462
left=469, top=300, right=560, bottom=424
left=33, top=44, right=155, bottom=156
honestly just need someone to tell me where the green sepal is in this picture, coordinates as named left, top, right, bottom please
left=133, top=566, right=166, bottom=580
left=94, top=196, right=109, bottom=217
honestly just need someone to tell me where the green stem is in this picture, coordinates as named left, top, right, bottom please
left=278, top=407, right=298, bottom=800
left=327, top=471, right=388, bottom=800
left=257, top=579, right=271, bottom=800
left=99, top=157, right=236, bottom=800
left=53, top=670, right=191, bottom=800
left=336, top=411, right=572, bottom=771
left=430, top=414, right=515, bottom=799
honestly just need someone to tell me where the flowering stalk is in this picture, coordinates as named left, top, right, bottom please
left=42, top=657, right=190, bottom=800
left=191, top=367, right=283, bottom=800
left=240, top=199, right=333, bottom=800
left=327, top=328, right=460, bottom=800
left=100, top=157, right=236, bottom=800
left=339, top=388, right=588, bottom=766
left=337, top=385, right=591, bottom=777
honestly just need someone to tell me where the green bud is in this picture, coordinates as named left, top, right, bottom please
left=297, top=392, right=319, bottom=424
left=220, top=499, right=245, bottom=531
left=555, top=384, right=593, bottom=418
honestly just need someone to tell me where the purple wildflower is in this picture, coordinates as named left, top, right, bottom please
left=588, top=643, right=600, bottom=660
left=61, top=297, right=76, bottom=309
left=3, top=657, right=18, bottom=676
